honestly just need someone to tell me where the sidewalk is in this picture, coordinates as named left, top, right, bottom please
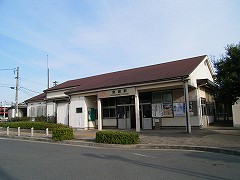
left=72, top=126, right=240, bottom=155
left=1, top=126, right=240, bottom=156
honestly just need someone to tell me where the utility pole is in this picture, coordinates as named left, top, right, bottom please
left=15, top=67, right=19, bottom=117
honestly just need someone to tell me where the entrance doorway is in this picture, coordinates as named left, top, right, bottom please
left=140, top=104, right=152, bottom=129
left=117, top=105, right=135, bottom=129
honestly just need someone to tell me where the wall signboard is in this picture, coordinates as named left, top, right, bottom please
left=98, top=88, right=135, bottom=98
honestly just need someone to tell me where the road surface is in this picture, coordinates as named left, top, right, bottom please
left=0, top=138, right=240, bottom=180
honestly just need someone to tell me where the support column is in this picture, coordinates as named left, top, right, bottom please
left=135, top=89, right=140, bottom=132
left=197, top=86, right=203, bottom=129
left=97, top=98, right=102, bottom=131
left=183, top=79, right=191, bottom=133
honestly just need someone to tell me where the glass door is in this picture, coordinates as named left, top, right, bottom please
left=141, top=104, right=152, bottom=129
left=117, top=105, right=131, bottom=129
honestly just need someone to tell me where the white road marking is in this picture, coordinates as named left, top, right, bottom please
left=132, top=152, right=155, bottom=158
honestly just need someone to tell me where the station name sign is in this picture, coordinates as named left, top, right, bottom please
left=98, top=87, right=135, bottom=98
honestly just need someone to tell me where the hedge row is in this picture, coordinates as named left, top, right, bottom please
left=10, top=116, right=56, bottom=123
left=96, top=131, right=139, bottom=144
left=0, top=121, right=67, bottom=131
left=52, top=128, right=74, bottom=141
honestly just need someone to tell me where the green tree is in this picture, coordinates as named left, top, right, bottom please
left=214, top=42, right=240, bottom=120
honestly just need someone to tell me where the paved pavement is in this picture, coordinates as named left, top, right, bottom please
left=1, top=125, right=240, bottom=156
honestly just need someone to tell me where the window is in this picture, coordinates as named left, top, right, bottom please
left=152, top=91, right=173, bottom=117
left=152, top=92, right=162, bottom=104
left=103, top=108, right=116, bottom=118
left=30, top=107, right=36, bottom=117
left=103, top=98, right=116, bottom=106
left=201, top=98, right=206, bottom=115
left=37, top=106, right=45, bottom=117
left=117, top=96, right=134, bottom=105
left=206, top=103, right=213, bottom=116
left=102, top=98, right=116, bottom=118
left=76, top=108, right=82, bottom=113
left=152, top=91, right=172, bottom=104
left=139, top=92, right=152, bottom=103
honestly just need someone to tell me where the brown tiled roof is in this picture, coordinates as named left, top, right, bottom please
left=46, top=55, right=207, bottom=94
left=25, top=93, right=46, bottom=103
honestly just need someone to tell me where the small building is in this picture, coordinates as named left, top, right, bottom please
left=32, top=55, right=216, bottom=132
left=8, top=103, right=27, bottom=119
left=232, top=99, right=240, bottom=127
left=25, top=93, right=47, bottom=121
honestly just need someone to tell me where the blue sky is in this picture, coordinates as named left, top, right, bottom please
left=0, top=0, right=240, bottom=105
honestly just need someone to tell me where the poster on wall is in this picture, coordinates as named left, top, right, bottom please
left=173, top=102, right=185, bottom=116
left=189, top=102, right=194, bottom=116
left=152, top=103, right=163, bottom=117
left=173, top=102, right=194, bottom=117
left=162, top=103, right=173, bottom=117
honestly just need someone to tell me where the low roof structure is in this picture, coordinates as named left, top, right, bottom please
left=45, top=55, right=209, bottom=95
left=25, top=93, right=46, bottom=103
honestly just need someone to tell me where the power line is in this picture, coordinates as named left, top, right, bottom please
left=0, top=83, right=15, bottom=87
left=0, top=85, right=15, bottom=89
left=19, top=88, right=34, bottom=97
left=19, top=86, right=40, bottom=94
left=0, top=68, right=15, bottom=71
left=20, top=78, right=46, bottom=87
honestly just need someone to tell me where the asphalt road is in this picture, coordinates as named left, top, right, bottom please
left=0, top=138, right=240, bottom=180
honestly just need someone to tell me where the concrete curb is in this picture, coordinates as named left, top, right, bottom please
left=1, top=135, right=240, bottom=156
left=60, top=140, right=240, bottom=156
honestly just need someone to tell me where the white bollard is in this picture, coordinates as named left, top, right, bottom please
left=7, top=127, right=9, bottom=136
left=31, top=127, right=34, bottom=137
left=46, top=128, right=49, bottom=137
left=18, top=127, right=20, bottom=137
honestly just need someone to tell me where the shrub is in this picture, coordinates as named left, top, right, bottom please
left=52, top=128, right=73, bottom=141
left=0, top=121, right=67, bottom=131
left=35, top=116, right=46, bottom=122
left=96, top=131, right=139, bottom=144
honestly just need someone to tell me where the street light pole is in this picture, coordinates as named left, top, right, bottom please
left=15, top=67, right=19, bottom=117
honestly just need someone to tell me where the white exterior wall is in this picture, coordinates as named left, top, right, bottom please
left=57, top=102, right=69, bottom=125
left=69, top=96, right=87, bottom=129
left=8, top=109, right=15, bottom=119
left=102, top=119, right=117, bottom=126
left=47, top=102, right=55, bottom=117
left=189, top=58, right=214, bottom=87
left=233, top=99, right=240, bottom=127
left=189, top=58, right=215, bottom=127
left=47, top=90, right=68, bottom=99
left=161, top=116, right=200, bottom=126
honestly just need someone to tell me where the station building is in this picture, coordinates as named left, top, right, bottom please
left=26, top=55, right=216, bottom=132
